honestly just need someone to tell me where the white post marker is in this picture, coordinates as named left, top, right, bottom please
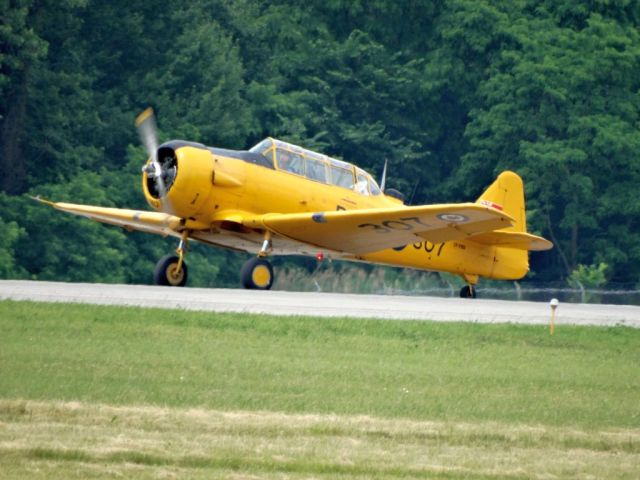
left=549, top=298, right=559, bottom=335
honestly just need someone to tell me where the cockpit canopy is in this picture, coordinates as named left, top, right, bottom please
left=250, top=138, right=382, bottom=196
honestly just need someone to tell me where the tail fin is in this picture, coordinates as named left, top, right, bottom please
left=476, top=171, right=526, bottom=233
left=472, top=171, right=553, bottom=252
left=470, top=171, right=552, bottom=280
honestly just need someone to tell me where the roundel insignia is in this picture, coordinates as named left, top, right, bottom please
left=437, top=213, right=468, bottom=223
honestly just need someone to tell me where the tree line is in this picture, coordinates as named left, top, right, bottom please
left=1, top=0, right=639, bottom=288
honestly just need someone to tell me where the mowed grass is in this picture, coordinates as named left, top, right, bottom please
left=1, top=299, right=639, bottom=479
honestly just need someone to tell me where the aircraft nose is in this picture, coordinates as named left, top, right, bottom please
left=143, top=145, right=178, bottom=200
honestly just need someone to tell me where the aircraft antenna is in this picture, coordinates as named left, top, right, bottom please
left=380, top=158, right=388, bottom=192
left=408, top=180, right=420, bottom=206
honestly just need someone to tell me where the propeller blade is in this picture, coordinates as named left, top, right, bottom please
left=380, top=158, right=388, bottom=192
left=136, top=107, right=158, bottom=162
left=136, top=107, right=167, bottom=198
left=154, top=164, right=167, bottom=199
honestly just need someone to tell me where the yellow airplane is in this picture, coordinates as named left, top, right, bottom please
left=35, top=108, right=552, bottom=298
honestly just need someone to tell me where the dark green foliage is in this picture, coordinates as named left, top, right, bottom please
left=1, top=0, right=639, bottom=285
left=461, top=7, right=640, bottom=281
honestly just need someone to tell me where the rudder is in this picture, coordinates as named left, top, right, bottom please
left=476, top=171, right=526, bottom=233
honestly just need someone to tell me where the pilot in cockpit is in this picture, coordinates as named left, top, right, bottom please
left=278, top=150, right=303, bottom=175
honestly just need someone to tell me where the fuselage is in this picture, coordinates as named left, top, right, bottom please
left=142, top=139, right=529, bottom=281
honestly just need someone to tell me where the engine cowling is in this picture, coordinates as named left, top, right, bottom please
left=142, top=142, right=215, bottom=219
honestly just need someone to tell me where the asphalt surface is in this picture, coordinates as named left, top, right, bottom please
left=1, top=280, right=639, bottom=328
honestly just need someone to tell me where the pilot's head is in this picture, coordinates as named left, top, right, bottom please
left=279, top=151, right=291, bottom=166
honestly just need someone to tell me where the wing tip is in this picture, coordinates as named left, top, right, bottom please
left=29, top=195, right=55, bottom=207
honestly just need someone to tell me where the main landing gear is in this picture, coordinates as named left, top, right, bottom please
left=154, top=231, right=189, bottom=286
left=240, top=257, right=274, bottom=289
left=240, top=231, right=274, bottom=290
left=153, top=230, right=276, bottom=290
left=459, top=285, right=477, bottom=299
left=459, top=274, right=478, bottom=299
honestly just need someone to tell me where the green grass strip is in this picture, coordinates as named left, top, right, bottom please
left=1, top=299, right=639, bottom=429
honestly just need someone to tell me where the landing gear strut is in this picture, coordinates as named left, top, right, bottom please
left=154, top=231, right=189, bottom=287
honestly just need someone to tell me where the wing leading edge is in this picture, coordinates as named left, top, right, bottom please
left=31, top=197, right=206, bottom=237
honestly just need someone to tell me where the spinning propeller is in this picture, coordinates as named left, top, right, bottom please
left=136, top=108, right=167, bottom=199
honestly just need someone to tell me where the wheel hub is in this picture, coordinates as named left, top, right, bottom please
left=252, top=265, right=271, bottom=288
left=167, top=263, right=185, bottom=285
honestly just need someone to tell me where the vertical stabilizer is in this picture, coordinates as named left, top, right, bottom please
left=476, top=171, right=526, bottom=233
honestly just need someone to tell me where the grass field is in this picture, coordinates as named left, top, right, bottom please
left=1, top=299, right=639, bottom=478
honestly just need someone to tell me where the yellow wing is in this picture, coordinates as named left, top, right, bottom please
left=244, top=203, right=514, bottom=254
left=31, top=197, right=205, bottom=237
left=35, top=198, right=517, bottom=255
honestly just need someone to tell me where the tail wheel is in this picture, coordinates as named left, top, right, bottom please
left=459, top=285, right=477, bottom=299
left=154, top=254, right=188, bottom=287
left=241, top=257, right=274, bottom=290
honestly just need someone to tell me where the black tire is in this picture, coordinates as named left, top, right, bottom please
left=459, top=285, right=477, bottom=299
left=154, top=254, right=188, bottom=287
left=240, top=257, right=274, bottom=290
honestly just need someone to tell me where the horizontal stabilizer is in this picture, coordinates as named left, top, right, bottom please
left=468, top=230, right=553, bottom=251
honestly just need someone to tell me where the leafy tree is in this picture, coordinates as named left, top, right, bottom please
left=460, top=7, right=640, bottom=281
left=0, top=0, right=48, bottom=194
left=568, top=262, right=608, bottom=289
left=2, top=0, right=640, bottom=287
left=142, top=4, right=253, bottom=147
left=0, top=216, right=25, bottom=278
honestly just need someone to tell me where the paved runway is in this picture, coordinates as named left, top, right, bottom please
left=1, top=280, right=639, bottom=328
